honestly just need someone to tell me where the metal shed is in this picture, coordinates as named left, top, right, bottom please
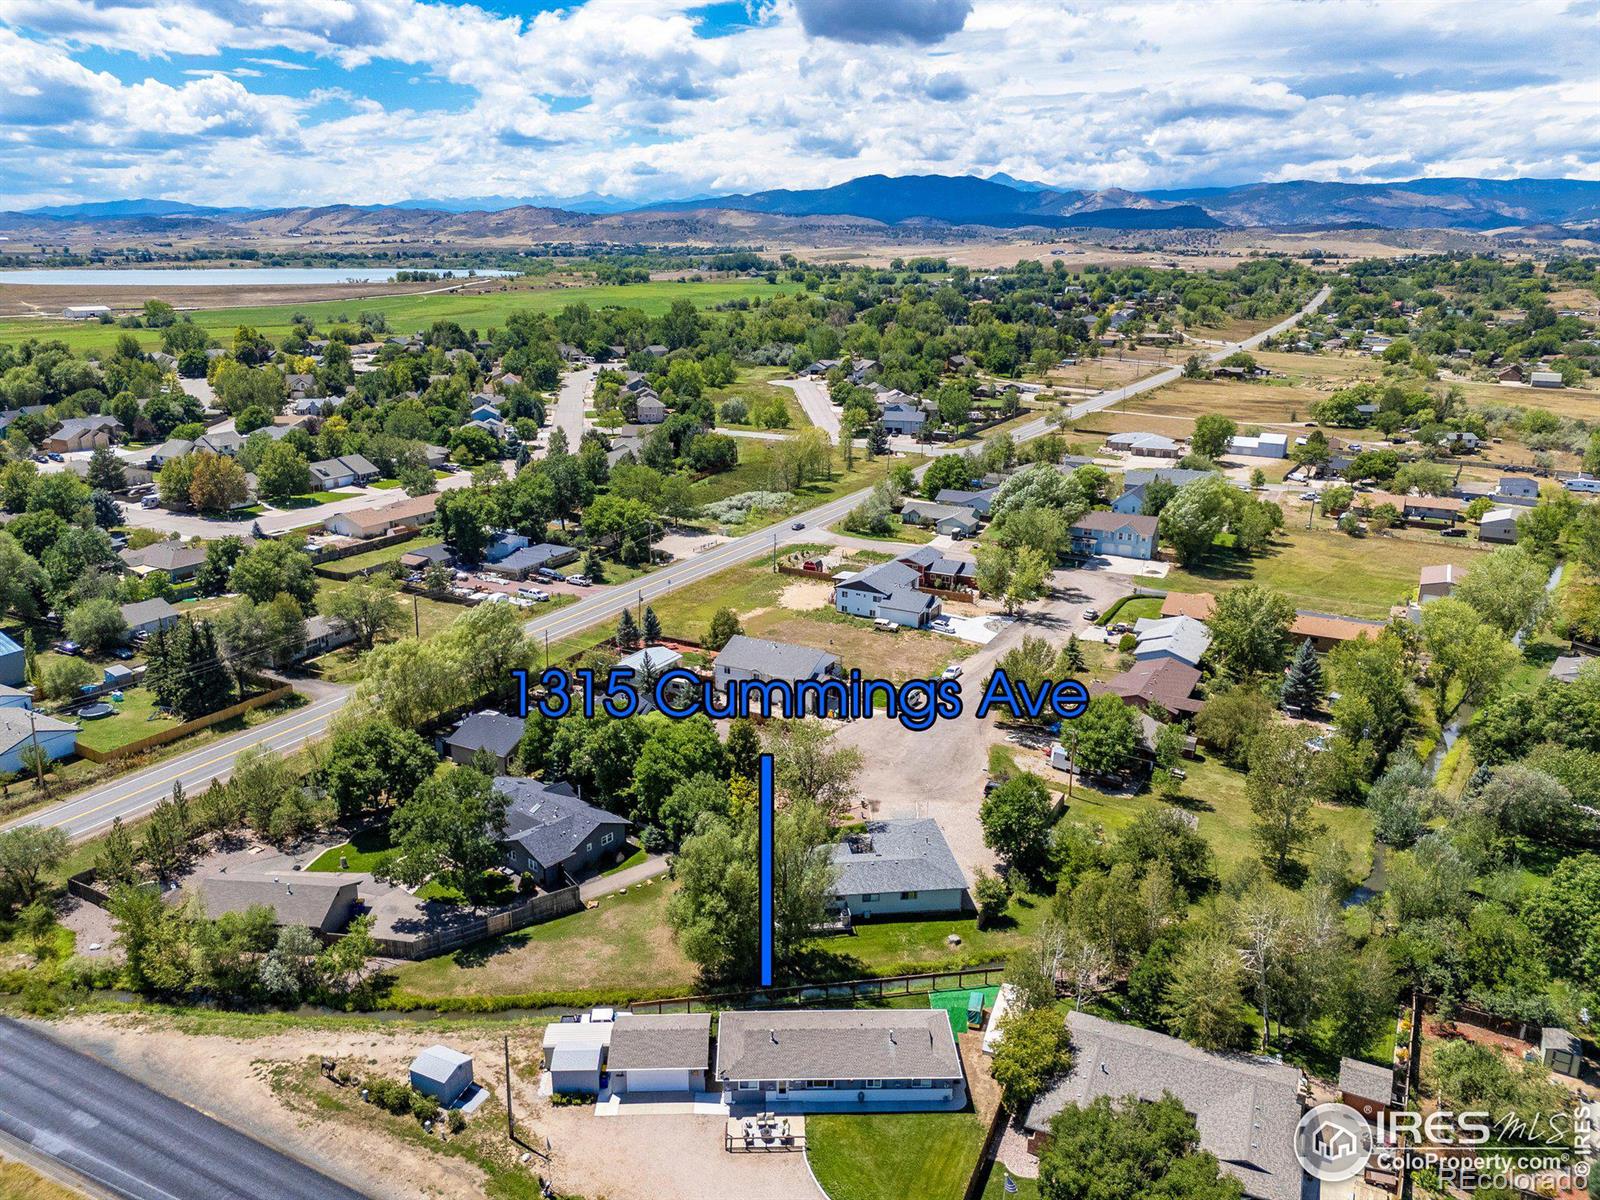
left=409, top=1045, right=474, bottom=1105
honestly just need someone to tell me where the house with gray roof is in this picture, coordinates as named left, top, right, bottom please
left=443, top=710, right=526, bottom=772
left=309, top=454, right=380, bottom=490
left=480, top=543, right=580, bottom=581
left=45, top=414, right=120, bottom=453
left=714, top=1009, right=966, bottom=1111
left=880, top=403, right=928, bottom=437
left=713, top=636, right=842, bottom=712
left=833, top=557, right=943, bottom=628
left=933, top=486, right=997, bottom=517
left=1022, top=1012, right=1305, bottom=1200
left=494, top=777, right=630, bottom=888
left=195, top=871, right=363, bottom=934
left=1069, top=510, right=1158, bottom=560
left=899, top=500, right=980, bottom=537
left=118, top=541, right=206, bottom=582
left=1338, top=1057, right=1394, bottom=1119
left=828, top=819, right=968, bottom=921
left=1132, top=614, right=1212, bottom=668
left=119, top=597, right=181, bottom=638
left=607, top=1014, right=712, bottom=1095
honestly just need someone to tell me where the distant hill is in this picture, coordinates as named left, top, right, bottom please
left=20, top=198, right=246, bottom=219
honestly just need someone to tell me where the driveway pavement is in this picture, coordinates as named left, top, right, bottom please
left=773, top=376, right=840, bottom=438
left=0, top=1018, right=369, bottom=1200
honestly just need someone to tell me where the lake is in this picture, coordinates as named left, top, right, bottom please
left=0, top=267, right=517, bottom=287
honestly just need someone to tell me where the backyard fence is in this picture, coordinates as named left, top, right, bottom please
left=66, top=869, right=110, bottom=907
left=625, top=964, right=1006, bottom=1015
left=344, top=884, right=584, bottom=960
left=73, top=683, right=295, bottom=763
left=309, top=528, right=425, bottom=568
left=961, top=1099, right=1015, bottom=1200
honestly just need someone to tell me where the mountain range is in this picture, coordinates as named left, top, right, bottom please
left=11, top=174, right=1600, bottom=234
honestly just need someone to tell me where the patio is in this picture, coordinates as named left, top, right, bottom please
left=725, top=1112, right=806, bottom=1152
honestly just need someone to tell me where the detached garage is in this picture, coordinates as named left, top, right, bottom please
left=542, top=1022, right=612, bottom=1095
left=607, top=1013, right=712, bottom=1095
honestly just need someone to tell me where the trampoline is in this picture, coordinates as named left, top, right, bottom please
left=78, top=702, right=115, bottom=718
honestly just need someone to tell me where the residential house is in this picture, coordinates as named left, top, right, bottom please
left=44, top=415, right=120, bottom=453
left=1226, top=432, right=1288, bottom=458
left=422, top=444, right=450, bottom=469
left=443, top=711, right=526, bottom=773
left=143, top=438, right=195, bottom=468
left=1114, top=469, right=1216, bottom=514
left=1440, top=430, right=1481, bottom=451
left=922, top=555, right=977, bottom=592
left=714, top=1010, right=966, bottom=1111
left=1530, top=370, right=1564, bottom=389
left=1479, top=506, right=1519, bottom=544
left=482, top=532, right=532, bottom=563
left=308, top=454, right=380, bottom=490
left=0, top=631, right=22, bottom=690
left=480, top=543, right=581, bottom=580
left=321, top=493, right=438, bottom=539
left=899, top=500, right=980, bottom=537
left=468, top=400, right=501, bottom=424
left=606, top=1014, right=713, bottom=1095
left=714, top=635, right=843, bottom=697
left=1069, top=511, right=1158, bottom=561
left=933, top=487, right=996, bottom=517
left=0, top=704, right=76, bottom=773
left=495, top=777, right=631, bottom=888
left=1418, top=563, right=1459, bottom=603
left=299, top=615, right=356, bottom=660
left=635, top=394, right=669, bottom=424
left=827, top=819, right=969, bottom=921
left=118, top=541, right=207, bottom=582
left=1022, top=1012, right=1304, bottom=1200
left=1089, top=657, right=1204, bottom=716
left=1359, top=491, right=1464, bottom=525
left=1158, top=591, right=1216, bottom=620
left=833, top=557, right=943, bottom=628
left=1496, top=364, right=1526, bottom=383
left=1289, top=611, right=1385, bottom=654
left=542, top=1021, right=612, bottom=1095
left=1497, top=475, right=1540, bottom=500
left=119, top=598, right=181, bottom=639
left=195, top=429, right=246, bottom=457
left=1339, top=1057, right=1394, bottom=1121
left=399, top=543, right=456, bottom=571
left=1104, top=431, right=1181, bottom=458
left=1131, top=615, right=1211, bottom=668
left=195, top=871, right=362, bottom=934
left=880, top=403, right=927, bottom=437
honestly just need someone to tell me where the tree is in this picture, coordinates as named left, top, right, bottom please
left=1072, top=693, right=1141, bottom=779
left=1281, top=638, right=1323, bottom=712
left=1111, top=807, right=1216, bottom=897
left=1246, top=723, right=1324, bottom=877
left=617, top=608, right=640, bottom=650
left=64, top=598, right=128, bottom=654
left=386, top=767, right=508, bottom=904
left=1190, top=413, right=1237, bottom=460
left=1420, top=598, right=1518, bottom=719
left=434, top=487, right=495, bottom=562
left=990, top=1007, right=1072, bottom=1111
left=1157, top=475, right=1235, bottom=566
left=630, top=715, right=727, bottom=830
left=1522, top=853, right=1600, bottom=988
left=96, top=816, right=140, bottom=887
left=0, top=826, right=68, bottom=911
left=1207, top=585, right=1295, bottom=678
left=321, top=718, right=438, bottom=817
left=86, top=445, right=126, bottom=491
left=39, top=656, right=96, bottom=700
left=667, top=798, right=834, bottom=983
left=145, top=618, right=235, bottom=720
left=706, top=607, right=742, bottom=650
left=975, top=543, right=1051, bottom=614
left=187, top=451, right=250, bottom=512
left=767, top=719, right=862, bottom=818
left=1454, top=545, right=1551, bottom=638
left=1162, top=933, right=1251, bottom=1051
left=254, top=440, right=312, bottom=503
left=1038, top=1092, right=1244, bottom=1200
left=973, top=868, right=1012, bottom=929
left=319, top=578, right=405, bottom=650
left=980, top=774, right=1055, bottom=879
left=921, top=453, right=973, bottom=498
left=642, top=605, right=661, bottom=644
left=229, top=538, right=317, bottom=610
left=1367, top=757, right=1435, bottom=848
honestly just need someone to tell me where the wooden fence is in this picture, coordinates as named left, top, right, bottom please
left=73, top=683, right=294, bottom=763
left=309, top=528, right=425, bottom=568
left=66, top=869, right=111, bottom=906
left=625, top=964, right=1005, bottom=1015
left=962, top=1100, right=1015, bottom=1200
left=345, top=885, right=584, bottom=960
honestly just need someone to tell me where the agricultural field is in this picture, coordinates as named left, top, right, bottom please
left=0, top=278, right=800, bottom=354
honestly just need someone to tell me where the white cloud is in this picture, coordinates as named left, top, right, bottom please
left=0, top=0, right=1593, bottom=209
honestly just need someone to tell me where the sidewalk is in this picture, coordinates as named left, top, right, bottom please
left=580, top=854, right=670, bottom=901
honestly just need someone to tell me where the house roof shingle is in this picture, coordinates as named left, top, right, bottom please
left=829, top=818, right=968, bottom=897
left=714, top=635, right=839, bottom=683
left=607, top=1014, right=712, bottom=1072
left=715, top=1010, right=962, bottom=1083
left=494, top=776, right=630, bottom=869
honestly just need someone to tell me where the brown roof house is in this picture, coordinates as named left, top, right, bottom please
left=196, top=870, right=363, bottom=934
left=1089, top=658, right=1205, bottom=715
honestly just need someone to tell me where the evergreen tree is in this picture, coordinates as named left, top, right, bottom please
left=582, top=548, right=606, bottom=583
left=617, top=609, right=640, bottom=650
left=140, top=797, right=190, bottom=880
left=148, top=618, right=237, bottom=720
left=1282, top=637, right=1323, bottom=712
left=643, top=606, right=662, bottom=644
left=1062, top=633, right=1086, bottom=673
left=97, top=816, right=140, bottom=886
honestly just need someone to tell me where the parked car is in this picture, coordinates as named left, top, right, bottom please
left=140, top=494, right=160, bottom=509
left=568, top=575, right=591, bottom=587
left=1082, top=608, right=1100, bottom=622
left=53, top=640, right=82, bottom=656
left=110, top=648, right=134, bottom=660
left=873, top=619, right=897, bottom=632
left=941, top=664, right=963, bottom=680
left=1299, top=491, right=1318, bottom=501
left=1441, top=528, right=1467, bottom=538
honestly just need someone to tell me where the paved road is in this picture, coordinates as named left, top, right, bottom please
left=549, top=363, right=596, bottom=451
left=7, top=287, right=1330, bottom=842
left=774, top=376, right=841, bottom=438
left=0, top=1017, right=371, bottom=1200
left=5, top=686, right=349, bottom=841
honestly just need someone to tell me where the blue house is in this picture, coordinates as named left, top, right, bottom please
left=0, top=700, right=76, bottom=775
left=0, top=631, right=23, bottom=687
left=1070, top=511, right=1158, bottom=560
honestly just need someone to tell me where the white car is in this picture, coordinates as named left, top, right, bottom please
left=941, top=665, right=963, bottom=680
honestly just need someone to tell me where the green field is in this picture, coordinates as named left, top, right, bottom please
left=689, top=442, right=915, bottom=516
left=807, top=1112, right=986, bottom=1200
left=0, top=279, right=800, bottom=354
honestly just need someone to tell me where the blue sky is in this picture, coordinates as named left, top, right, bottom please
left=1, top=0, right=1596, bottom=210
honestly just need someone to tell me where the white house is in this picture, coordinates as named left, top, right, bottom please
left=1132, top=615, right=1212, bottom=667
left=833, top=556, right=942, bottom=628
left=1478, top=507, right=1518, bottom=544
left=0, top=704, right=76, bottom=775
left=1226, top=432, right=1288, bottom=458
left=714, top=1010, right=966, bottom=1111
left=828, top=819, right=969, bottom=921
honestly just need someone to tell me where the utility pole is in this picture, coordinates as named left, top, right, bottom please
left=26, top=707, right=43, bottom=789
left=413, top=593, right=420, bottom=637
left=504, top=1036, right=515, bottom=1143
left=770, top=531, right=777, bottom=571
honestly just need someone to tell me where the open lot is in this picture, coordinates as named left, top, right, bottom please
left=689, top=442, right=918, bottom=520
left=708, top=366, right=813, bottom=430
left=0, top=278, right=802, bottom=354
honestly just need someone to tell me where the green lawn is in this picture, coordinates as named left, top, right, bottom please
left=1162, top=526, right=1488, bottom=619
left=807, top=1112, right=986, bottom=1200
left=829, top=518, right=937, bottom=544
left=1096, top=595, right=1162, bottom=625
left=646, top=545, right=831, bottom=639
left=70, top=687, right=183, bottom=753
left=600, top=845, right=647, bottom=875
left=708, top=366, right=812, bottom=430
left=281, top=490, right=358, bottom=507
left=307, top=826, right=394, bottom=873
left=368, top=478, right=404, bottom=490
left=316, top=534, right=437, bottom=577
left=0, top=279, right=801, bottom=354
left=981, top=1169, right=1041, bottom=1200
left=690, top=442, right=920, bottom=520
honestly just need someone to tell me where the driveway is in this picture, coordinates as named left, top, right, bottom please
left=545, top=364, right=595, bottom=454
left=774, top=377, right=840, bottom=438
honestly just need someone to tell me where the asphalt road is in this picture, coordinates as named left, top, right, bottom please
left=0, top=1017, right=371, bottom=1200
left=5, top=286, right=1330, bottom=843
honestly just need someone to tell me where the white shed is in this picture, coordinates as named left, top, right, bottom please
left=409, top=1045, right=474, bottom=1105
left=541, top=1021, right=612, bottom=1095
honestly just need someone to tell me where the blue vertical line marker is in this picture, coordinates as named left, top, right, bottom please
left=759, top=752, right=775, bottom=988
